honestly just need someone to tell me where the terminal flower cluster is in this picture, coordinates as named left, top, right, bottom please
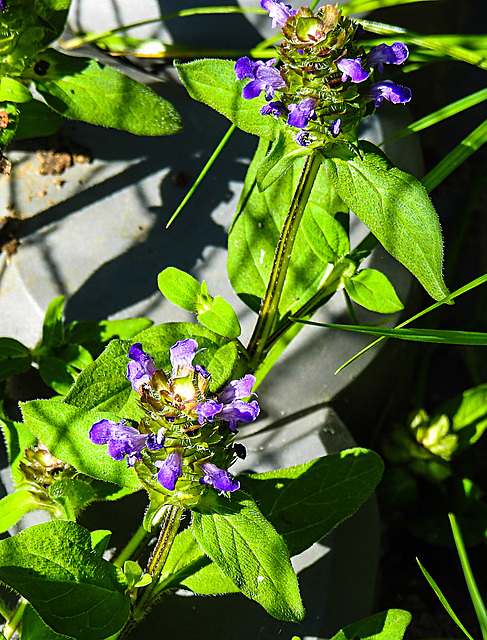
left=90, top=339, right=259, bottom=504
left=235, top=1, right=411, bottom=147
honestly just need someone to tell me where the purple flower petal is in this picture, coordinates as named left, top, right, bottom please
left=235, top=58, right=285, bottom=101
left=260, top=100, right=287, bottom=119
left=147, top=428, right=165, bottom=450
left=287, top=97, right=318, bottom=129
left=127, top=343, right=157, bottom=391
left=89, top=419, right=149, bottom=466
left=367, top=80, right=412, bottom=107
left=367, top=42, right=409, bottom=72
left=155, top=451, right=183, bottom=491
left=196, top=399, right=224, bottom=425
left=217, top=374, right=256, bottom=404
left=217, top=399, right=260, bottom=431
left=170, top=339, right=198, bottom=376
left=260, top=0, right=296, bottom=28
left=198, top=462, right=240, bottom=492
left=336, top=57, right=369, bottom=83
left=330, top=118, right=342, bottom=138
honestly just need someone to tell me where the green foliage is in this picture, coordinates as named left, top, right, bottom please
left=324, top=141, right=449, bottom=301
left=343, top=268, right=404, bottom=314
left=158, top=267, right=241, bottom=338
left=228, top=137, right=349, bottom=317
left=330, top=609, right=412, bottom=640
left=0, top=521, right=130, bottom=640
left=193, top=491, right=305, bottom=622
left=175, top=58, right=280, bottom=140
left=0, top=404, right=37, bottom=484
left=23, top=604, right=75, bottom=640
left=0, top=337, right=31, bottom=381
left=240, top=448, right=384, bottom=556
left=0, top=490, right=44, bottom=533
left=29, top=49, right=182, bottom=136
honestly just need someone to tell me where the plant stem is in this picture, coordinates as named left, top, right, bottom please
left=113, top=524, right=152, bottom=569
left=116, top=506, right=182, bottom=640
left=247, top=152, right=322, bottom=368
left=3, top=598, right=27, bottom=640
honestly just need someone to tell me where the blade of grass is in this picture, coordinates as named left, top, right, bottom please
left=382, top=87, right=487, bottom=143
left=422, top=118, right=487, bottom=193
left=318, top=272, right=487, bottom=373
left=359, top=19, right=487, bottom=68
left=342, top=0, right=435, bottom=15
left=166, top=124, right=236, bottom=228
left=449, top=513, right=487, bottom=640
left=62, top=6, right=265, bottom=50
left=416, top=558, right=476, bottom=640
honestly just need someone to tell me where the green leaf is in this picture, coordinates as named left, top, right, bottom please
left=23, top=604, right=75, bottom=640
left=64, top=317, right=153, bottom=344
left=197, top=296, right=241, bottom=339
left=0, top=78, right=32, bottom=103
left=193, top=491, right=304, bottom=622
left=15, top=98, right=64, bottom=139
left=229, top=137, right=349, bottom=316
left=175, top=59, right=280, bottom=140
left=0, top=337, right=31, bottom=381
left=442, top=384, right=487, bottom=449
left=90, top=530, right=112, bottom=557
left=49, top=477, right=98, bottom=519
left=0, top=490, right=44, bottom=533
left=158, top=267, right=201, bottom=312
left=30, top=49, right=182, bottom=136
left=38, top=295, right=65, bottom=351
left=0, top=102, right=20, bottom=149
left=240, top=448, right=384, bottom=556
left=0, top=405, right=37, bottom=484
left=20, top=400, right=141, bottom=489
left=0, top=520, right=130, bottom=640
left=343, top=268, right=404, bottom=314
left=256, top=128, right=313, bottom=191
left=206, top=340, right=240, bottom=393
left=38, top=356, right=76, bottom=394
left=37, top=0, right=73, bottom=49
left=330, top=609, right=412, bottom=640
left=160, top=527, right=239, bottom=595
left=324, top=141, right=449, bottom=301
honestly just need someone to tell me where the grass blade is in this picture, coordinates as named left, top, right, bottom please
left=416, top=557, right=475, bottom=640
left=382, top=87, right=487, bottom=143
left=342, top=0, right=435, bottom=15
left=449, top=513, right=487, bottom=640
left=422, top=118, right=487, bottom=193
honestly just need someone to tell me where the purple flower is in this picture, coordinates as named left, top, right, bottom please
left=336, top=57, right=369, bottom=83
left=295, top=131, right=314, bottom=146
left=89, top=419, right=163, bottom=467
left=260, top=100, right=287, bottom=118
left=330, top=118, right=341, bottom=138
left=155, top=450, right=183, bottom=491
left=260, top=0, right=296, bottom=28
left=367, top=42, right=409, bottom=72
left=170, top=338, right=198, bottom=376
left=0, top=0, right=6, bottom=10
left=367, top=80, right=412, bottom=107
left=287, top=97, right=318, bottom=128
left=127, top=343, right=157, bottom=391
left=234, top=57, right=286, bottom=100
left=198, top=462, right=240, bottom=492
left=197, top=373, right=259, bottom=430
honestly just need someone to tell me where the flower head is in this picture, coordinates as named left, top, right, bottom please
left=127, top=343, right=157, bottom=391
left=261, top=0, right=296, bottom=28
left=367, top=42, right=409, bottom=72
left=336, top=57, right=369, bottom=83
left=234, top=57, right=286, bottom=100
left=198, top=461, right=240, bottom=492
left=89, top=419, right=163, bottom=467
left=367, top=80, right=412, bottom=107
left=287, top=97, right=318, bottom=128
left=155, top=450, right=183, bottom=491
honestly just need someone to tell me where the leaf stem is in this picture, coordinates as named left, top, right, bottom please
left=2, top=598, right=27, bottom=640
left=247, top=152, right=323, bottom=367
left=113, top=524, right=152, bottom=569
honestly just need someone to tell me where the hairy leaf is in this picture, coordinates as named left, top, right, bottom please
left=344, top=268, right=404, bottom=313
